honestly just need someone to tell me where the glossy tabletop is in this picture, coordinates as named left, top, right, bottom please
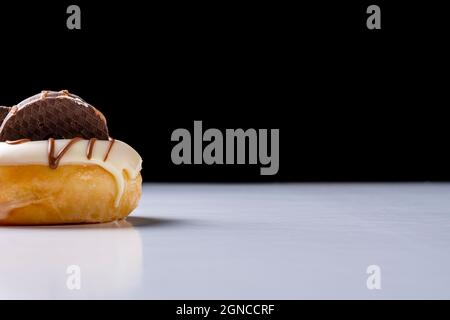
left=1, top=183, right=450, bottom=299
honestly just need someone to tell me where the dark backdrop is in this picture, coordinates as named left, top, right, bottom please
left=0, top=1, right=448, bottom=182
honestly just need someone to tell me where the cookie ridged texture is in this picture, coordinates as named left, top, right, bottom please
left=0, top=106, right=10, bottom=124
left=0, top=93, right=109, bottom=141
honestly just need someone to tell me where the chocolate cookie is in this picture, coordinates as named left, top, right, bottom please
left=0, top=106, right=10, bottom=124
left=0, top=91, right=109, bottom=141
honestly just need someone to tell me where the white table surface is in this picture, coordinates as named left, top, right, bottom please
left=1, top=183, right=450, bottom=299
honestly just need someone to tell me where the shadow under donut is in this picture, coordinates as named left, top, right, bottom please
left=0, top=216, right=191, bottom=230
left=125, top=216, right=191, bottom=228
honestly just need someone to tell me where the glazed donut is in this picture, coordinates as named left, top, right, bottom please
left=0, top=139, right=142, bottom=225
left=0, top=91, right=143, bottom=225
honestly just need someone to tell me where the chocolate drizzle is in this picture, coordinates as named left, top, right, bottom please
left=41, top=90, right=49, bottom=99
left=6, top=138, right=31, bottom=145
left=48, top=137, right=83, bottom=169
left=4, top=137, right=116, bottom=169
left=86, top=138, right=97, bottom=160
left=104, top=138, right=116, bottom=161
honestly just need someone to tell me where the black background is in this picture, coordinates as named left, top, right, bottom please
left=0, top=1, right=448, bottom=182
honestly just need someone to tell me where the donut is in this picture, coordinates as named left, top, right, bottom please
left=0, top=91, right=143, bottom=225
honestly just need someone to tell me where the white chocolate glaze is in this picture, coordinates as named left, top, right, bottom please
left=0, top=139, right=142, bottom=207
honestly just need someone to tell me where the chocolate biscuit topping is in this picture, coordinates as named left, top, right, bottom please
left=0, top=90, right=109, bottom=142
left=0, top=106, right=10, bottom=124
